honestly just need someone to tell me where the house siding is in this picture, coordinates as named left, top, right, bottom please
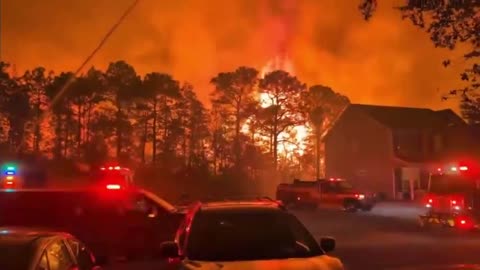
left=325, top=107, right=394, bottom=198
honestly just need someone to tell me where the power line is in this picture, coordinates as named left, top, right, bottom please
left=48, top=0, right=141, bottom=110
left=22, top=0, right=141, bottom=152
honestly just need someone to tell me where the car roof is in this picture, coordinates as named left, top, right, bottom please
left=0, top=188, right=177, bottom=212
left=0, top=187, right=148, bottom=194
left=0, top=227, right=71, bottom=238
left=198, top=200, right=285, bottom=212
left=0, top=227, right=69, bottom=247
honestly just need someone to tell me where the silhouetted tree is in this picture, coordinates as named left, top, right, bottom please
left=45, top=72, right=74, bottom=159
left=141, top=72, right=180, bottom=164
left=105, top=61, right=141, bottom=159
left=461, top=95, right=480, bottom=125
left=20, top=67, right=52, bottom=153
left=211, top=67, right=259, bottom=168
left=69, top=68, right=105, bottom=153
left=300, top=85, right=349, bottom=177
left=258, top=70, right=307, bottom=169
left=178, top=83, right=209, bottom=169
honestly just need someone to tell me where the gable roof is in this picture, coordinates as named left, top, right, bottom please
left=349, top=104, right=465, bottom=129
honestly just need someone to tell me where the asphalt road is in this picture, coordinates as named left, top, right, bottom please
left=293, top=203, right=480, bottom=270
left=107, top=202, right=480, bottom=269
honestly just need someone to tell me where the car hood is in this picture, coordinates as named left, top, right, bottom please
left=182, top=255, right=343, bottom=270
left=387, top=265, right=480, bottom=270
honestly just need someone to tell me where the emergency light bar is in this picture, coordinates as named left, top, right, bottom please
left=435, top=164, right=470, bottom=173
left=106, top=184, right=121, bottom=190
left=100, top=166, right=128, bottom=171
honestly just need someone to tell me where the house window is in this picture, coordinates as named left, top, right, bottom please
left=393, top=129, right=423, bottom=159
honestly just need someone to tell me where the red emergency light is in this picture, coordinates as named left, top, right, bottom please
left=459, top=166, right=468, bottom=171
left=106, top=184, right=121, bottom=190
left=100, top=166, right=125, bottom=171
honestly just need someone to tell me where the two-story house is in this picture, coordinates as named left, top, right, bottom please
left=324, top=104, right=479, bottom=200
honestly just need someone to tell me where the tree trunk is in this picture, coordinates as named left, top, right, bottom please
left=140, top=116, right=148, bottom=164
left=212, top=132, right=218, bottom=175
left=54, top=115, right=63, bottom=159
left=315, top=125, right=321, bottom=179
left=115, top=108, right=122, bottom=158
left=77, top=103, right=82, bottom=154
left=162, top=96, right=169, bottom=154
left=273, top=129, right=278, bottom=170
left=152, top=99, right=158, bottom=163
left=85, top=104, right=92, bottom=144
left=234, top=105, right=241, bottom=167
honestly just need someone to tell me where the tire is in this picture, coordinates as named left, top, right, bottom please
left=361, top=205, right=373, bottom=212
left=343, top=200, right=358, bottom=213
left=418, top=216, right=430, bottom=230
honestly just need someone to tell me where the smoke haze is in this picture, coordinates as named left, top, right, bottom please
left=1, top=0, right=468, bottom=110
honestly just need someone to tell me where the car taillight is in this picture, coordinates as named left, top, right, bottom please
left=106, top=184, right=121, bottom=190
left=456, top=216, right=474, bottom=229
left=355, top=194, right=365, bottom=200
left=425, top=197, right=433, bottom=208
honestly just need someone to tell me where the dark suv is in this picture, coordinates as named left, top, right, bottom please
left=159, top=198, right=344, bottom=270
left=0, top=188, right=184, bottom=263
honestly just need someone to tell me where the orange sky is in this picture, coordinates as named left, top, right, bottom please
left=1, top=0, right=470, bottom=111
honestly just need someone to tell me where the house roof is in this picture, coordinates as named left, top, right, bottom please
left=349, top=104, right=465, bottom=129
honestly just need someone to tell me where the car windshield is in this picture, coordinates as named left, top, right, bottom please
left=0, top=241, right=33, bottom=270
left=430, top=175, right=479, bottom=194
left=335, top=181, right=353, bottom=191
left=186, top=209, right=323, bottom=261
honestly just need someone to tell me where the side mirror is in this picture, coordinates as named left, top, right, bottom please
left=319, top=237, right=335, bottom=253
left=159, top=241, right=179, bottom=258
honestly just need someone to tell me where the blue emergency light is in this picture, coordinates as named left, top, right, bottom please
left=4, top=166, right=16, bottom=175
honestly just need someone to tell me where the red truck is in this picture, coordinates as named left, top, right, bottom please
left=276, top=178, right=375, bottom=212
left=418, top=162, right=480, bottom=230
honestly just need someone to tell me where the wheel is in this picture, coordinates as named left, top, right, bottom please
left=361, top=205, right=373, bottom=212
left=418, top=216, right=430, bottom=230
left=343, top=201, right=358, bottom=212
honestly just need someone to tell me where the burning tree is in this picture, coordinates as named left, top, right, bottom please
left=258, top=70, right=307, bottom=169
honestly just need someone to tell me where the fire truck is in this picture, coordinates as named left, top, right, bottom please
left=89, top=164, right=135, bottom=189
left=418, top=161, right=480, bottom=230
left=276, top=178, right=375, bottom=212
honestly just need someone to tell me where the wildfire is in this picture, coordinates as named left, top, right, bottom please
left=252, top=55, right=310, bottom=158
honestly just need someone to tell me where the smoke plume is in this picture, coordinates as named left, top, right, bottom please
left=2, top=0, right=467, bottom=110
